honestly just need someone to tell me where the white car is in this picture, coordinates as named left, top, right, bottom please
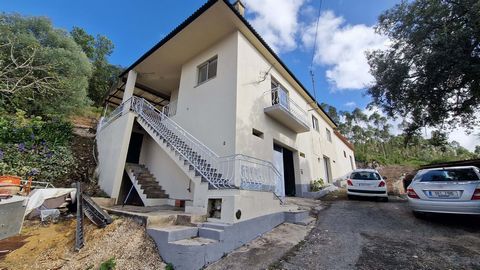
left=407, top=166, right=480, bottom=216
left=346, top=169, right=388, bottom=201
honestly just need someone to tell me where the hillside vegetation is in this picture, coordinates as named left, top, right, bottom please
left=322, top=104, right=479, bottom=166
left=0, top=14, right=119, bottom=185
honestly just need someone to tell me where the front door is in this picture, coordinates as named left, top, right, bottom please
left=273, top=144, right=285, bottom=197
left=323, top=156, right=332, bottom=183
left=283, top=148, right=296, bottom=196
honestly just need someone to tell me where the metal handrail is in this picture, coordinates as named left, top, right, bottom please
left=267, top=87, right=309, bottom=127
left=98, top=97, right=284, bottom=200
left=162, top=100, right=177, bottom=117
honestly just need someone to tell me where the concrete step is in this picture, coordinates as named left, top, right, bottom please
left=201, top=222, right=230, bottom=230
left=143, top=198, right=170, bottom=207
left=284, top=210, right=310, bottom=225
left=147, top=225, right=199, bottom=243
left=169, top=237, right=218, bottom=246
left=198, top=227, right=224, bottom=241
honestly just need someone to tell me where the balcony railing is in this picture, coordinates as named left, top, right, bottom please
left=264, top=87, right=309, bottom=132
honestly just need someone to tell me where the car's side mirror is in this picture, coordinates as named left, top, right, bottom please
left=383, top=176, right=388, bottom=180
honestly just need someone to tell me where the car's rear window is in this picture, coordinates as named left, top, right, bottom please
left=350, top=171, right=381, bottom=180
left=418, top=168, right=480, bottom=182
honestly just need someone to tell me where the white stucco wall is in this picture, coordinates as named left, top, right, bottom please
left=139, top=134, right=194, bottom=200
left=234, top=31, right=355, bottom=193
left=96, top=112, right=136, bottom=201
left=172, top=32, right=238, bottom=157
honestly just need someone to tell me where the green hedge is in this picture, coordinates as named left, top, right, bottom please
left=0, top=111, right=75, bottom=183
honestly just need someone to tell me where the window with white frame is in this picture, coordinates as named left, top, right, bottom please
left=197, top=56, right=217, bottom=84
left=312, top=115, right=319, bottom=131
left=326, top=128, right=332, bottom=142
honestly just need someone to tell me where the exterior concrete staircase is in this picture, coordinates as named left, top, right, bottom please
left=125, top=163, right=171, bottom=206
left=135, top=116, right=231, bottom=190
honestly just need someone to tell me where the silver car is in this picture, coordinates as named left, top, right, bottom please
left=407, top=166, right=480, bottom=216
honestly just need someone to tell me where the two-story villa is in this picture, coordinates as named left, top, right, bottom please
left=96, top=0, right=355, bottom=225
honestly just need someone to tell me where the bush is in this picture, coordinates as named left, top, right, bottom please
left=99, top=257, right=116, bottom=270
left=0, top=111, right=74, bottom=183
left=0, top=111, right=72, bottom=146
left=310, top=178, right=325, bottom=192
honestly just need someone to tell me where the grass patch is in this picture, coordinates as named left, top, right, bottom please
left=99, top=257, right=116, bottom=270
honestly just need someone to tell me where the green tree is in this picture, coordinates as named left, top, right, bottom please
left=367, top=0, right=480, bottom=133
left=70, top=27, right=95, bottom=59
left=429, top=130, right=449, bottom=151
left=320, top=103, right=340, bottom=123
left=0, top=14, right=92, bottom=116
left=70, top=27, right=122, bottom=105
left=474, top=145, right=480, bottom=157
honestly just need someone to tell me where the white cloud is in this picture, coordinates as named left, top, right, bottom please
left=302, top=10, right=389, bottom=90
left=243, top=0, right=306, bottom=53
left=344, top=101, right=356, bottom=107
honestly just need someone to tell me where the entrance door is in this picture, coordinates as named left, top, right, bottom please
left=126, top=132, right=144, bottom=163
left=273, top=144, right=285, bottom=197
left=274, top=144, right=296, bottom=196
left=282, top=148, right=296, bottom=196
left=323, top=156, right=332, bottom=183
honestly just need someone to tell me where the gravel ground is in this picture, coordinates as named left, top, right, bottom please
left=274, top=196, right=480, bottom=270
left=0, top=218, right=165, bottom=270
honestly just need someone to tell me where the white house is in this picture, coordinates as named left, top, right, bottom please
left=96, top=0, right=355, bottom=224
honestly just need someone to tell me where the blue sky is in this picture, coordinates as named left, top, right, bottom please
left=0, top=0, right=398, bottom=111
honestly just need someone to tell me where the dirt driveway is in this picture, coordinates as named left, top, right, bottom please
left=275, top=196, right=480, bottom=270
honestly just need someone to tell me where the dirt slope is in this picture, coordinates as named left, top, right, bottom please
left=0, top=218, right=165, bottom=270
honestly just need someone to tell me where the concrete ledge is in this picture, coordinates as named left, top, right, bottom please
left=199, top=227, right=224, bottom=241
left=284, top=210, right=309, bottom=224
left=301, top=185, right=338, bottom=199
left=147, top=226, right=198, bottom=242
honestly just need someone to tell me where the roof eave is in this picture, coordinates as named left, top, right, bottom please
left=119, top=0, right=338, bottom=127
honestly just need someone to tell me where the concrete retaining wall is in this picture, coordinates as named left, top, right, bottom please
left=148, top=210, right=309, bottom=270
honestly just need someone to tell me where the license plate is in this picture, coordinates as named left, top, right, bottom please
left=427, top=190, right=461, bottom=199
left=358, top=183, right=372, bottom=187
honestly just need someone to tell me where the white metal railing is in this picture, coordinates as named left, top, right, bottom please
left=267, top=87, right=309, bottom=127
left=100, top=97, right=283, bottom=200
left=162, top=100, right=177, bottom=117
left=97, top=102, right=126, bottom=131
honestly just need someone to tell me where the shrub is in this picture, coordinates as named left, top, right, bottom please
left=0, top=111, right=74, bottom=183
left=310, top=178, right=325, bottom=192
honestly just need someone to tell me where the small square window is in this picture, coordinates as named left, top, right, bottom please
left=252, top=128, right=264, bottom=139
left=299, top=152, right=306, bottom=158
left=326, top=128, right=332, bottom=142
left=197, top=56, right=217, bottom=84
left=312, top=116, right=319, bottom=131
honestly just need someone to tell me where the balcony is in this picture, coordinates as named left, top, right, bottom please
left=264, top=87, right=310, bottom=133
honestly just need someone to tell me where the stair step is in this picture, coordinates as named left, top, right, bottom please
left=198, top=227, right=224, bottom=241
left=147, top=226, right=198, bottom=242
left=201, top=223, right=230, bottom=230
left=136, top=114, right=242, bottom=195
left=145, top=193, right=169, bottom=199
left=169, top=237, right=218, bottom=246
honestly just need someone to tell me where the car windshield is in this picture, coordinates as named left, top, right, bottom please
left=350, top=171, right=381, bottom=180
left=418, top=168, right=480, bottom=182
